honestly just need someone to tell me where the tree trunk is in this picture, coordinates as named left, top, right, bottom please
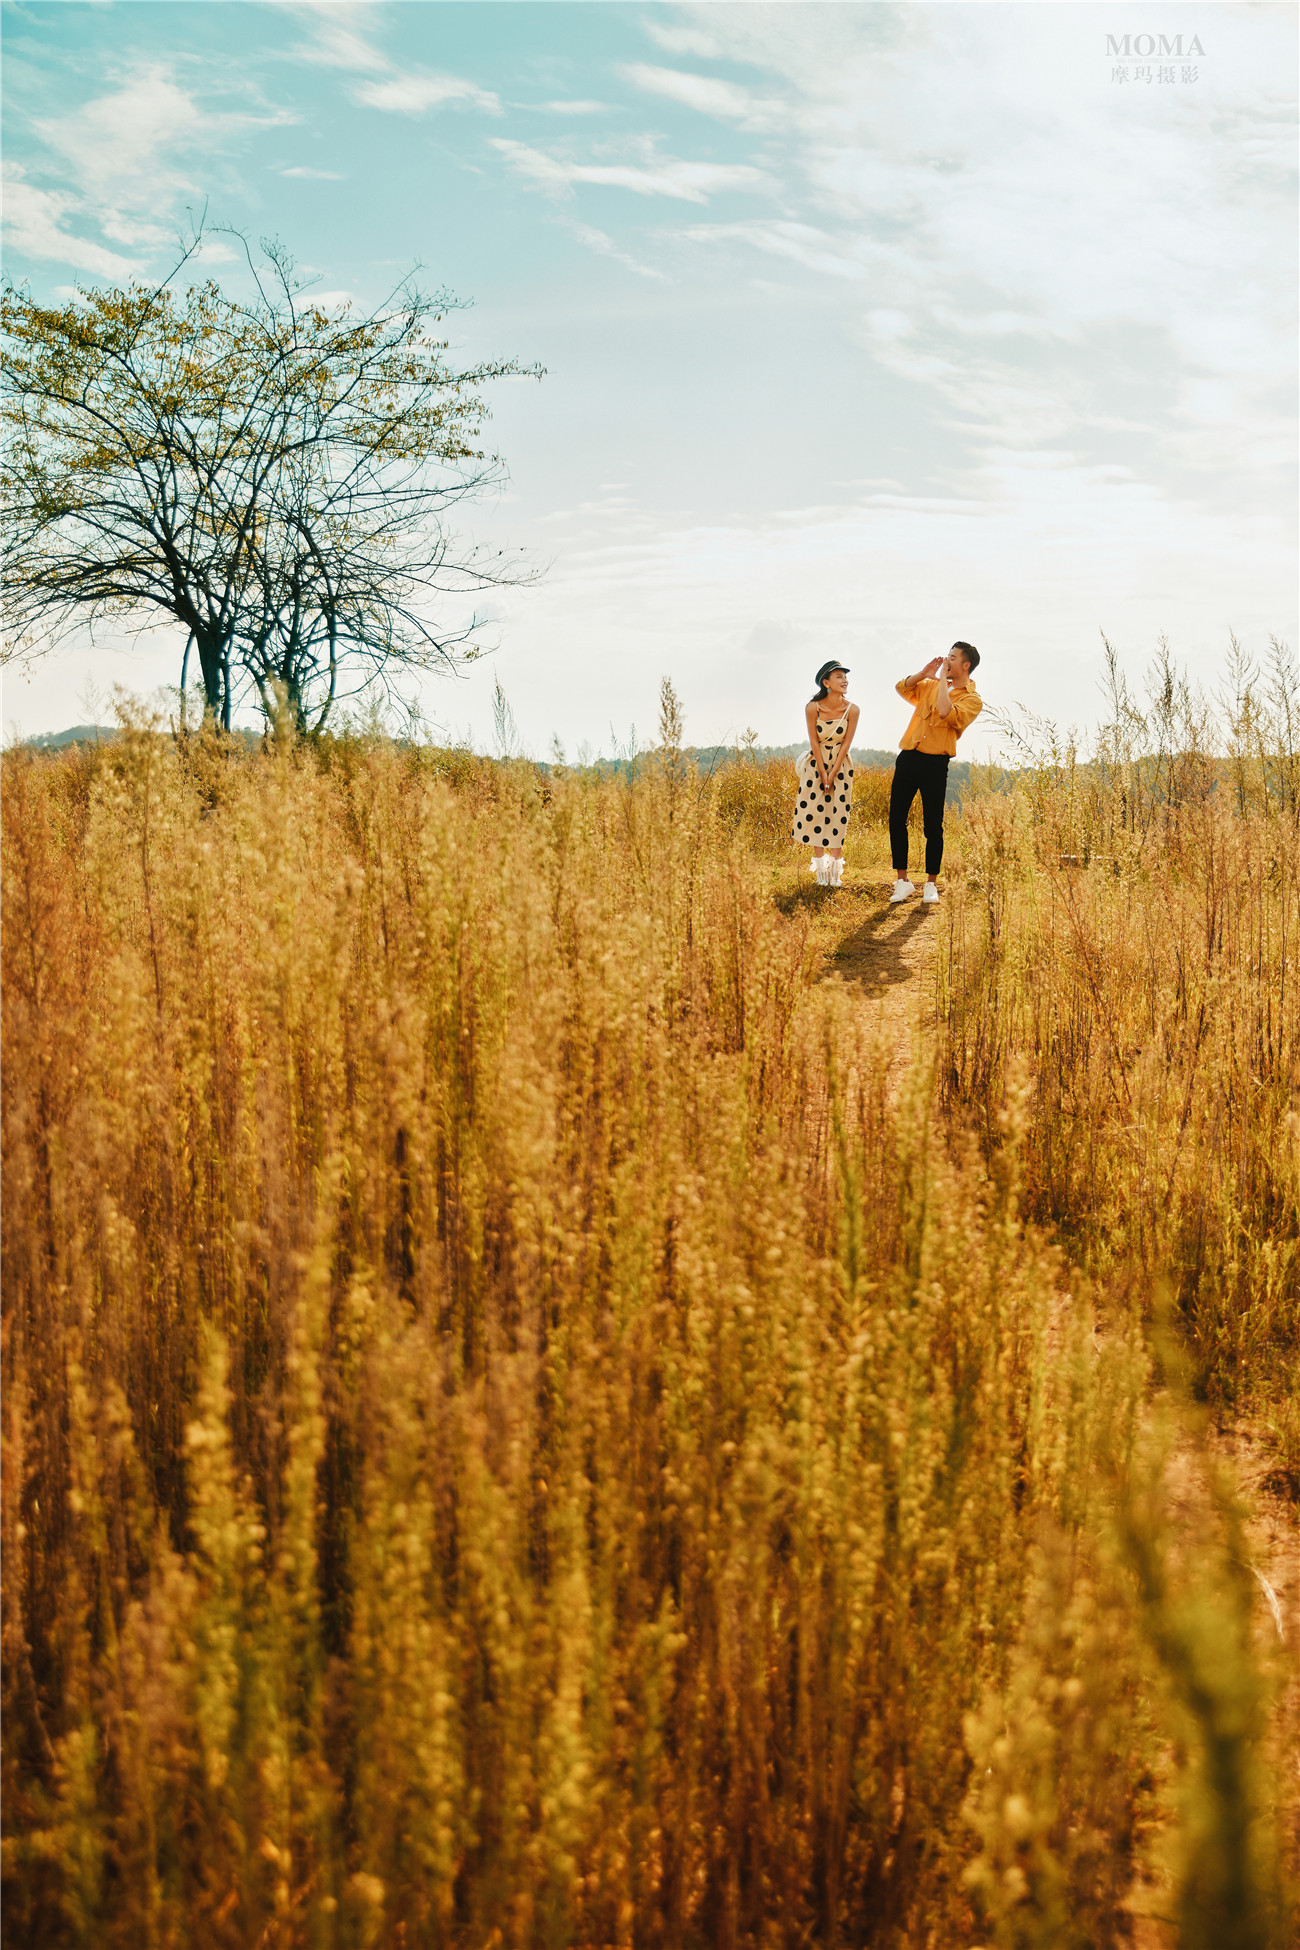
left=285, top=671, right=310, bottom=737
left=192, top=630, right=225, bottom=724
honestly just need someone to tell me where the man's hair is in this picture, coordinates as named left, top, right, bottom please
left=951, top=640, right=980, bottom=672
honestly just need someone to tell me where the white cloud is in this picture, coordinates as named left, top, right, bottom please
left=33, top=65, right=289, bottom=208
left=425, top=460, right=1294, bottom=759
left=641, top=19, right=724, bottom=61
left=865, top=309, right=912, bottom=341
left=279, top=165, right=346, bottom=180
left=16, top=64, right=295, bottom=276
left=298, top=288, right=355, bottom=310
left=356, top=73, right=501, bottom=117
left=659, top=0, right=1296, bottom=503
left=928, top=308, right=1067, bottom=343
left=287, top=5, right=500, bottom=119
left=287, top=6, right=390, bottom=76
left=491, top=138, right=767, bottom=203
left=620, top=63, right=775, bottom=127
left=531, top=100, right=610, bottom=116
left=568, top=221, right=668, bottom=282
left=1, top=165, right=138, bottom=278
left=680, top=218, right=884, bottom=281
left=187, top=235, right=241, bottom=266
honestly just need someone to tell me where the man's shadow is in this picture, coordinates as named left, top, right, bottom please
left=822, top=900, right=930, bottom=992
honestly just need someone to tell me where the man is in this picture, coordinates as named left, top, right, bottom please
left=888, top=642, right=983, bottom=905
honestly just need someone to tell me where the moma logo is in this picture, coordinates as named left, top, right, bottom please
left=1106, top=33, right=1206, bottom=55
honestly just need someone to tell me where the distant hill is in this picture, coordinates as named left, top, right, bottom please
left=21, top=724, right=120, bottom=750
left=19, top=723, right=265, bottom=752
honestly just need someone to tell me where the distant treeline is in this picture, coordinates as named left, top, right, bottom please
left=19, top=725, right=995, bottom=798
left=690, top=743, right=985, bottom=802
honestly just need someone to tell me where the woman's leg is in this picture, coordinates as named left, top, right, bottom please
left=889, top=756, right=917, bottom=874
left=829, top=764, right=851, bottom=878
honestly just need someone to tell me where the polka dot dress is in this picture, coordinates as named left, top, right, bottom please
left=792, top=707, right=855, bottom=849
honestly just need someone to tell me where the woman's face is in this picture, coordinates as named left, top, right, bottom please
left=826, top=668, right=849, bottom=697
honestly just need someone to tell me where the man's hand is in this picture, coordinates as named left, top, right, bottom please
left=903, top=656, right=944, bottom=690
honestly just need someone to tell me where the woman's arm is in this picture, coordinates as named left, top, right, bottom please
left=806, top=702, right=830, bottom=788
left=825, top=703, right=860, bottom=787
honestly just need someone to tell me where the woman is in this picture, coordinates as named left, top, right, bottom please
left=792, top=661, right=859, bottom=886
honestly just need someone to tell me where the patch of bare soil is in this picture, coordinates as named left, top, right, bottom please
left=787, top=868, right=945, bottom=1091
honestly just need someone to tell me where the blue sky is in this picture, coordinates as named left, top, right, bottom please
left=3, top=1, right=1296, bottom=758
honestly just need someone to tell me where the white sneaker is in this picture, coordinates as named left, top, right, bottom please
left=828, top=857, right=844, bottom=887
left=922, top=882, right=940, bottom=904
left=889, top=879, right=914, bottom=904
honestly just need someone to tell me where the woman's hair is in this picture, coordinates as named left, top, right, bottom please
left=811, top=662, right=848, bottom=703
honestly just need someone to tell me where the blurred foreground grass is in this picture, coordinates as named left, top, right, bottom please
left=2, top=680, right=1295, bottom=1947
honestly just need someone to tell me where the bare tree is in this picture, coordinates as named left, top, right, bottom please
left=2, top=228, right=542, bottom=731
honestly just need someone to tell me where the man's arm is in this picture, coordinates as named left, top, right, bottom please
left=934, top=663, right=954, bottom=719
left=899, top=656, right=943, bottom=702
left=949, top=689, right=983, bottom=733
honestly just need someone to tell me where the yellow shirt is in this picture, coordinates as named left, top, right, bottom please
left=896, top=676, right=983, bottom=758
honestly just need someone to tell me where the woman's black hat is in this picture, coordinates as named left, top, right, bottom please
left=815, top=660, right=849, bottom=684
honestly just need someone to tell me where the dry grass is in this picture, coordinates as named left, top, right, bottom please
left=937, top=710, right=1300, bottom=1472
left=1, top=704, right=1294, bottom=1947
left=714, top=755, right=899, bottom=856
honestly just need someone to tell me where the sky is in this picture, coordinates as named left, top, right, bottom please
left=2, top=0, right=1296, bottom=760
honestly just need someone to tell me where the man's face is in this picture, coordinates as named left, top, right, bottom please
left=945, top=649, right=970, bottom=684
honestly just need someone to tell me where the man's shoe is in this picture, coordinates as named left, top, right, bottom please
left=922, top=882, right=940, bottom=904
left=889, top=879, right=914, bottom=904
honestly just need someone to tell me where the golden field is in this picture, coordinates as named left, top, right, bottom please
left=2, top=686, right=1296, bottom=1948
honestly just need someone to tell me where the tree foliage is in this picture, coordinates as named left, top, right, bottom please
left=1, top=230, right=541, bottom=730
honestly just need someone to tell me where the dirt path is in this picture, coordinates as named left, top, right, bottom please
left=781, top=865, right=944, bottom=1094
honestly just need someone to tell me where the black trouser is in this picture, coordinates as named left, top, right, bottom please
left=889, top=750, right=950, bottom=876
